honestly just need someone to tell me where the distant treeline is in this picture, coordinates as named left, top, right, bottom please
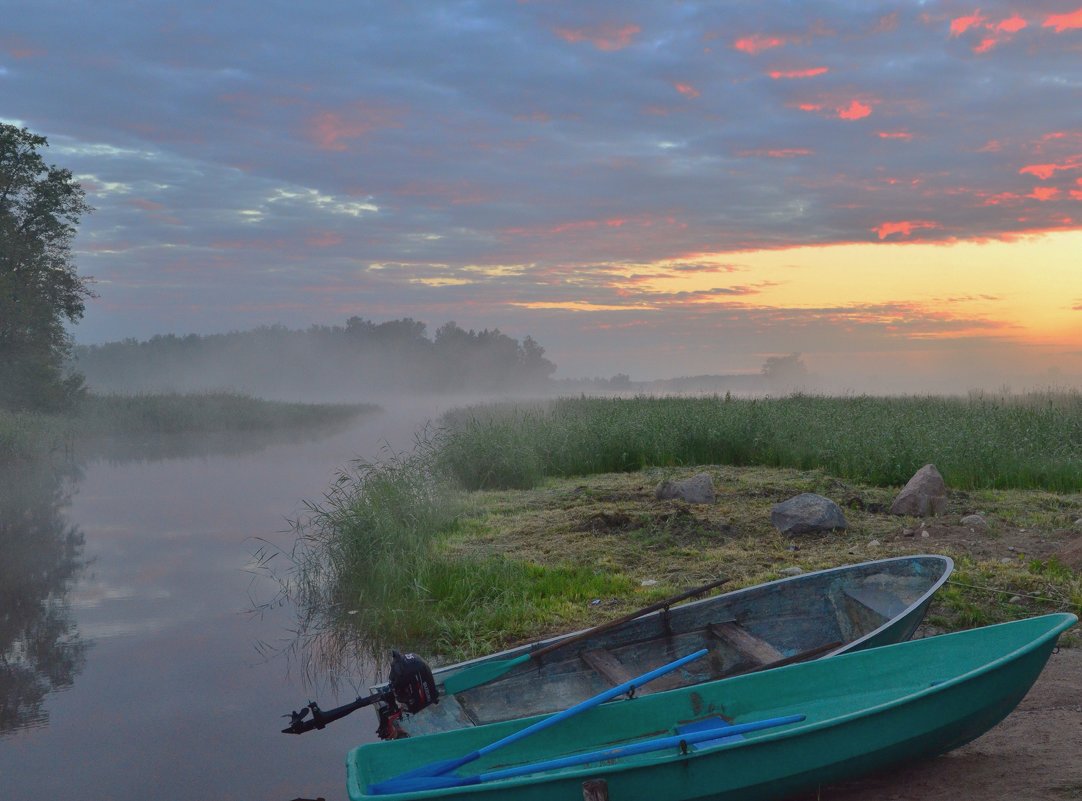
left=72, top=318, right=557, bottom=400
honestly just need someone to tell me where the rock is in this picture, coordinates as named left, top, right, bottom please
left=640, top=579, right=658, bottom=587
left=867, top=539, right=881, bottom=547
left=890, top=464, right=948, bottom=517
left=780, top=566, right=804, bottom=576
left=771, top=493, right=848, bottom=535
left=921, top=530, right=930, bottom=538
left=655, top=472, right=715, bottom=504
left=1074, top=518, right=1082, bottom=528
left=1009, top=595, right=1024, bottom=605
left=960, top=513, right=988, bottom=528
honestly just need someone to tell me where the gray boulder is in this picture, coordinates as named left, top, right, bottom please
left=890, top=464, right=948, bottom=517
left=771, top=493, right=848, bottom=535
left=655, top=472, right=715, bottom=504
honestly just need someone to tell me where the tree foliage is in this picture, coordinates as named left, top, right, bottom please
left=0, top=124, right=93, bottom=411
left=74, top=318, right=558, bottom=397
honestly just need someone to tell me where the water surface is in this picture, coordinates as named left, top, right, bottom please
left=0, top=404, right=439, bottom=800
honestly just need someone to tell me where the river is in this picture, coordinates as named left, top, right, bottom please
left=0, top=403, right=445, bottom=800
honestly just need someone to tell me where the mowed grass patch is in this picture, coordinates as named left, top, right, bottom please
left=435, top=466, right=1082, bottom=655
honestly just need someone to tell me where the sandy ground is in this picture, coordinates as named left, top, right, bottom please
left=789, top=647, right=1082, bottom=801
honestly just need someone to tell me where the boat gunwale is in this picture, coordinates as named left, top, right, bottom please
left=424, top=554, right=955, bottom=682
left=352, top=611, right=1076, bottom=800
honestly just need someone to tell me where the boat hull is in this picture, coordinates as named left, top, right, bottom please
left=349, top=613, right=1076, bottom=801
left=393, top=555, right=954, bottom=735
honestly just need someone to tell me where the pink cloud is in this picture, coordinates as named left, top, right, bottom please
left=837, top=100, right=873, bottom=120
left=1029, top=187, right=1060, bottom=201
left=1, top=36, right=45, bottom=59
left=673, top=82, right=700, bottom=98
left=305, top=231, right=344, bottom=248
left=1020, top=158, right=1082, bottom=179
left=873, top=220, right=941, bottom=239
left=739, top=148, right=812, bottom=158
left=878, top=131, right=914, bottom=140
left=996, top=15, right=1028, bottom=33
left=1043, top=8, right=1082, bottom=32
left=767, top=67, right=829, bottom=79
left=555, top=23, right=640, bottom=51
left=733, top=34, right=793, bottom=54
left=305, top=103, right=400, bottom=151
left=950, top=12, right=987, bottom=36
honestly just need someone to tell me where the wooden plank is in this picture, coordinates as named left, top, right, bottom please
left=581, top=648, right=636, bottom=686
left=725, top=639, right=843, bottom=678
left=708, top=622, right=785, bottom=664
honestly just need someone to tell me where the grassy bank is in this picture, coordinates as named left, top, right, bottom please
left=285, top=392, right=1082, bottom=678
left=0, top=392, right=376, bottom=461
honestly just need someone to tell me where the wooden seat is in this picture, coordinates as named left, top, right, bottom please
left=581, top=648, right=636, bottom=686
left=708, top=622, right=785, bottom=664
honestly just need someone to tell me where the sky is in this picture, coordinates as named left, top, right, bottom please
left=3, top=0, right=1082, bottom=387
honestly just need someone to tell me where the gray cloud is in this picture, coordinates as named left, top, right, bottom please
left=4, top=0, right=1081, bottom=381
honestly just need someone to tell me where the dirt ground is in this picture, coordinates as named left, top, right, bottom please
left=789, top=647, right=1082, bottom=801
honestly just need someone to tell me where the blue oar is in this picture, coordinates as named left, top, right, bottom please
left=372, top=713, right=806, bottom=794
left=367, top=648, right=708, bottom=795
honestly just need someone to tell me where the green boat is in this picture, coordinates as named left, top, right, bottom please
left=349, top=612, right=1076, bottom=801
left=384, top=555, right=953, bottom=737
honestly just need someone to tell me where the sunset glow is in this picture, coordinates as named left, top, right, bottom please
left=5, top=0, right=1081, bottom=385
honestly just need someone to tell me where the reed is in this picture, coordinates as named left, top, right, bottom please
left=438, top=392, right=1082, bottom=491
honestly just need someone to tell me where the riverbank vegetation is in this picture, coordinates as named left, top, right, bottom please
left=282, top=391, right=1082, bottom=680
left=0, top=392, right=374, bottom=462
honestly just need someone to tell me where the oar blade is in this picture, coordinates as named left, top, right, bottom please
left=442, top=653, right=529, bottom=695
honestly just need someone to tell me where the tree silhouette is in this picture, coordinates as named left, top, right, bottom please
left=0, top=457, right=88, bottom=734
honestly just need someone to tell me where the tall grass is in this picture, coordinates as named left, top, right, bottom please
left=438, top=392, right=1082, bottom=491
left=276, top=435, right=636, bottom=679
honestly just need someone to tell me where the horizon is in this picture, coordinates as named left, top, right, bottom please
left=5, top=1, right=1082, bottom=388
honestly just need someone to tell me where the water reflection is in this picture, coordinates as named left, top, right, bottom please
left=0, top=457, right=88, bottom=735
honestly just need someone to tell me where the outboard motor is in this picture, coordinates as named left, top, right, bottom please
left=388, top=650, right=439, bottom=713
left=281, top=649, right=438, bottom=740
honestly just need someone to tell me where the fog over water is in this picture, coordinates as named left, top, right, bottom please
left=0, top=401, right=451, bottom=801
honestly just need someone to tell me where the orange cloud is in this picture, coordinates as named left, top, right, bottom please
left=673, top=82, right=700, bottom=98
left=733, top=34, right=792, bottom=54
left=555, top=23, right=640, bottom=51
left=767, top=67, right=829, bottom=79
left=873, top=220, right=941, bottom=239
left=950, top=12, right=987, bottom=36
left=1043, top=8, right=1082, bottom=32
left=837, top=100, right=872, bottom=120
